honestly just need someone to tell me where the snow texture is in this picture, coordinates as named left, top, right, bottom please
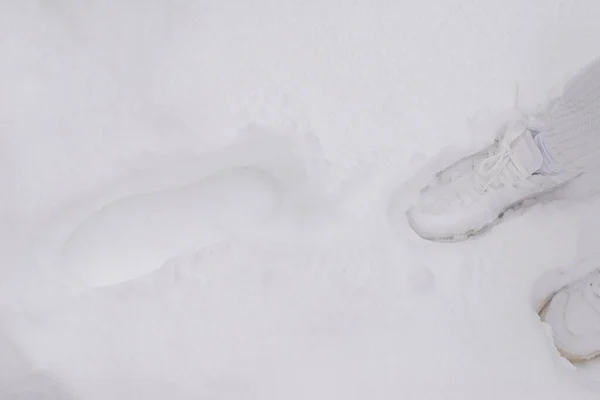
left=2, top=0, right=600, bottom=399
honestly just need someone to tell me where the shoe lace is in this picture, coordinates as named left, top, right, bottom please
left=464, top=118, right=538, bottom=200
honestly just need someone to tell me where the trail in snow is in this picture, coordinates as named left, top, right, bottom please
left=60, top=167, right=280, bottom=287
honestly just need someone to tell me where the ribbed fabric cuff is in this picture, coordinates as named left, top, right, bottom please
left=543, top=58, right=600, bottom=172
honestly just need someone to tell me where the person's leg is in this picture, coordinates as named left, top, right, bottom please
left=521, top=64, right=600, bottom=363
left=407, top=58, right=600, bottom=242
left=542, top=58, right=600, bottom=173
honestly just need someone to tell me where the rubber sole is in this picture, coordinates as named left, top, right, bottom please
left=539, top=300, right=600, bottom=363
left=407, top=176, right=581, bottom=243
left=407, top=199, right=527, bottom=243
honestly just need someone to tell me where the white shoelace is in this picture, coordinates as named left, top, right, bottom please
left=474, top=144, right=531, bottom=192
left=467, top=120, right=538, bottom=198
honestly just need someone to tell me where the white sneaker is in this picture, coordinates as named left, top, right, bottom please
left=540, top=269, right=600, bottom=362
left=406, top=117, right=578, bottom=241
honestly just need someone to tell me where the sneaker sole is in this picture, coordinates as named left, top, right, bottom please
left=539, top=300, right=600, bottom=363
left=408, top=201, right=524, bottom=243
left=408, top=178, right=579, bottom=243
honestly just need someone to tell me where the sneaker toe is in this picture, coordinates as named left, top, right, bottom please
left=542, top=290, right=600, bottom=361
left=406, top=187, right=492, bottom=241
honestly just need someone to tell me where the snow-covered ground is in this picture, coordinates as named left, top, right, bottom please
left=2, top=1, right=600, bottom=399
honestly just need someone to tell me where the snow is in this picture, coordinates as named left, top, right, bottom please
left=2, top=0, right=600, bottom=398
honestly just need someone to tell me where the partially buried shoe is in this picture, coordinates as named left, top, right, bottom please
left=406, top=116, right=579, bottom=242
left=540, top=269, right=600, bottom=362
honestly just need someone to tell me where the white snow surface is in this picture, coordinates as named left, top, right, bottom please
left=2, top=1, right=600, bottom=399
